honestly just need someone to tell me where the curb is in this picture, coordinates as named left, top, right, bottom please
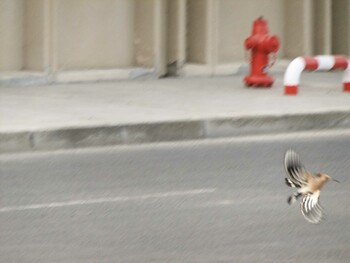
left=1, top=111, right=350, bottom=153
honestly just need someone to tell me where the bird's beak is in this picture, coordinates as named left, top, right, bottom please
left=332, top=178, right=341, bottom=183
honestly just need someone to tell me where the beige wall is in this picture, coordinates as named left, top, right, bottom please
left=165, top=0, right=186, bottom=72
left=134, top=0, right=155, bottom=67
left=167, top=0, right=179, bottom=64
left=187, top=0, right=207, bottom=64
left=1, top=0, right=350, bottom=79
left=0, top=0, right=23, bottom=71
left=56, top=0, right=135, bottom=70
left=23, top=0, right=45, bottom=71
left=313, top=0, right=331, bottom=54
left=332, top=0, right=350, bottom=54
left=284, top=0, right=306, bottom=58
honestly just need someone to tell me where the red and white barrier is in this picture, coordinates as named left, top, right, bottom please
left=284, top=55, right=350, bottom=95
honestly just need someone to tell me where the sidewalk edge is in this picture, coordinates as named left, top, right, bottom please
left=1, top=111, right=350, bottom=153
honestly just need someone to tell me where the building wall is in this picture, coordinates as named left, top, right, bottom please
left=332, top=0, right=350, bottom=54
left=56, top=0, right=135, bottom=70
left=187, top=0, right=207, bottom=64
left=134, top=0, right=155, bottom=68
left=0, top=0, right=349, bottom=81
left=166, top=0, right=179, bottom=64
left=23, top=0, right=45, bottom=71
left=284, top=0, right=307, bottom=58
left=313, top=0, right=331, bottom=54
left=0, top=0, right=23, bottom=71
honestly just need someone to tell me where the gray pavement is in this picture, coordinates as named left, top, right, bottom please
left=1, top=132, right=350, bottom=262
left=1, top=71, right=350, bottom=153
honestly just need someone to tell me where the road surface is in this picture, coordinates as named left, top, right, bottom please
left=1, top=130, right=349, bottom=262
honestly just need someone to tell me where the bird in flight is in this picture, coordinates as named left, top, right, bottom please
left=284, top=149, right=340, bottom=223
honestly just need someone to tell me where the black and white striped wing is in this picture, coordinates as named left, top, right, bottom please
left=300, top=193, right=323, bottom=224
left=284, top=149, right=308, bottom=188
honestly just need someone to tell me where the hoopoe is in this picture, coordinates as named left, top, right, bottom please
left=284, top=149, right=340, bottom=224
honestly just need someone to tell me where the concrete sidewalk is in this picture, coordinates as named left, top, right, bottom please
left=1, top=71, right=350, bottom=153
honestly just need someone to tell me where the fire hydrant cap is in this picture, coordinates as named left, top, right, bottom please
left=252, top=17, right=269, bottom=35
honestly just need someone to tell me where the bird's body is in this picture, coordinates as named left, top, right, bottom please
left=284, top=149, right=339, bottom=224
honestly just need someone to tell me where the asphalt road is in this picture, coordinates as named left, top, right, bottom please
left=1, top=130, right=350, bottom=263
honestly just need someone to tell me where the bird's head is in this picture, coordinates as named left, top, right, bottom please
left=318, top=173, right=340, bottom=183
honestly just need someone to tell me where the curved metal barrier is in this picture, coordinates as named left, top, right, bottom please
left=284, top=55, right=350, bottom=95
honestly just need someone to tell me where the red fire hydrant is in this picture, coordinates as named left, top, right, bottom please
left=244, top=17, right=280, bottom=87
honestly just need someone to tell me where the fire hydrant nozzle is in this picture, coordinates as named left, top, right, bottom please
left=244, top=17, right=280, bottom=87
